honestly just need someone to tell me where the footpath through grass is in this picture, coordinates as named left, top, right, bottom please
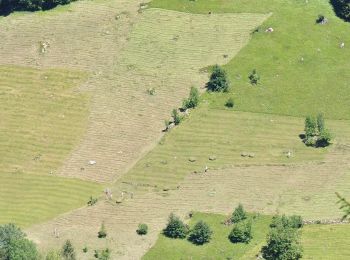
left=143, top=212, right=271, bottom=260
left=0, top=66, right=101, bottom=226
left=151, top=0, right=350, bottom=119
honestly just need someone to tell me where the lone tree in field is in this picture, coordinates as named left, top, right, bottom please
left=0, top=223, right=39, bottom=260
left=228, top=220, right=252, bottom=244
left=330, top=0, right=350, bottom=22
left=163, top=213, right=188, bottom=239
left=206, top=65, right=230, bottom=92
left=262, top=214, right=303, bottom=260
left=231, top=204, right=248, bottom=223
left=304, top=114, right=332, bottom=147
left=62, top=240, right=76, bottom=260
left=183, top=86, right=200, bottom=110
left=188, top=221, right=213, bottom=245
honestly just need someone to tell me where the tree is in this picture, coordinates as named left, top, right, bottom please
left=0, top=223, right=39, bottom=260
left=262, top=226, right=303, bottom=260
left=136, top=224, right=148, bottom=235
left=62, top=240, right=76, bottom=260
left=183, top=87, right=200, bottom=109
left=304, top=115, right=332, bottom=147
left=336, top=192, right=350, bottom=220
left=330, top=0, right=350, bottom=22
left=188, top=221, right=213, bottom=245
left=231, top=204, right=247, bottom=223
left=98, top=222, right=107, bottom=238
left=316, top=113, right=325, bottom=133
left=249, top=69, right=260, bottom=85
left=304, top=116, right=317, bottom=138
left=225, top=97, right=234, bottom=108
left=270, top=215, right=303, bottom=229
left=206, top=65, right=230, bottom=92
left=163, top=213, right=188, bottom=239
left=228, top=220, right=252, bottom=244
left=171, top=109, right=182, bottom=126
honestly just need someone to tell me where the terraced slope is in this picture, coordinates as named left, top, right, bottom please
left=0, top=65, right=101, bottom=226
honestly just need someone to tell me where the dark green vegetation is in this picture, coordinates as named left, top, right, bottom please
left=182, top=87, right=200, bottom=110
left=231, top=204, right=248, bottom=224
left=163, top=213, right=188, bottom=239
left=304, top=114, right=332, bottom=147
left=0, top=224, right=39, bottom=260
left=228, top=220, right=252, bottom=244
left=331, top=0, right=350, bottom=21
left=151, top=0, right=350, bottom=119
left=97, top=222, right=107, bottom=238
left=144, top=212, right=271, bottom=259
left=0, top=0, right=76, bottom=15
left=188, top=220, right=213, bottom=245
left=206, top=65, right=230, bottom=92
left=62, top=240, right=75, bottom=260
left=336, top=193, right=350, bottom=220
left=136, top=224, right=148, bottom=235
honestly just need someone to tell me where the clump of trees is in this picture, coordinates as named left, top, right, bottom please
left=330, top=0, right=350, bottom=22
left=163, top=213, right=189, bottom=239
left=136, top=223, right=148, bottom=235
left=304, top=114, right=332, bottom=147
left=228, top=220, right=252, bottom=244
left=231, top=204, right=248, bottom=224
left=0, top=223, right=39, bottom=260
left=206, top=65, right=230, bottom=92
left=183, top=87, right=200, bottom=110
left=0, top=0, right=76, bottom=15
left=261, top=215, right=303, bottom=260
left=188, top=221, right=213, bottom=245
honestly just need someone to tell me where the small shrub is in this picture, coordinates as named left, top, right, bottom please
left=94, top=248, right=110, bottom=260
left=62, top=240, right=76, bottom=260
left=171, top=109, right=183, bottom=126
left=225, top=97, right=234, bottom=108
left=82, top=246, right=88, bottom=253
left=304, top=114, right=332, bottom=147
left=316, top=14, right=328, bottom=24
left=163, top=213, right=188, bottom=239
left=98, top=222, right=107, bottom=238
left=147, top=87, right=156, bottom=95
left=87, top=196, right=98, bottom=206
left=270, top=215, right=303, bottom=229
left=249, top=69, right=260, bottom=85
left=206, top=65, right=230, bottom=92
left=228, top=220, right=252, bottom=244
left=188, top=221, right=213, bottom=245
left=231, top=204, right=247, bottom=223
left=46, top=250, right=61, bottom=260
left=136, top=224, right=148, bottom=235
left=183, top=86, right=200, bottom=109
left=316, top=128, right=332, bottom=147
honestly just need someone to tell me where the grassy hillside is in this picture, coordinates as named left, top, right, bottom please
left=151, top=0, right=350, bottom=119
left=143, top=212, right=271, bottom=260
left=0, top=66, right=101, bottom=226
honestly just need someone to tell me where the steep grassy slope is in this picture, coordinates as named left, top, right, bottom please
left=151, top=0, right=350, bottom=119
left=0, top=66, right=101, bottom=226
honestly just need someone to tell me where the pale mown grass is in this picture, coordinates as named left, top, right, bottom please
left=0, top=66, right=101, bottom=226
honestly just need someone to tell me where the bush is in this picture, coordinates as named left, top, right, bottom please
left=249, top=69, right=260, bottom=85
left=136, top=223, right=148, bottom=235
left=330, top=0, right=350, bottom=22
left=188, top=221, right=213, bottom=245
left=171, top=109, right=183, bottom=126
left=98, top=222, right=107, bottom=238
left=304, top=114, right=332, bottom=147
left=231, top=204, right=247, bottom=223
left=87, top=196, right=98, bottom=206
left=62, top=240, right=76, bottom=260
left=316, top=128, right=332, bottom=147
left=46, top=250, right=61, bottom=260
left=163, top=213, right=188, bottom=239
left=94, top=248, right=110, bottom=260
left=262, top=226, right=303, bottom=260
left=225, top=97, right=234, bottom=108
left=206, top=65, right=230, bottom=92
left=0, top=223, right=39, bottom=260
left=270, top=215, right=303, bottom=229
left=228, top=220, right=252, bottom=244
left=82, top=246, right=88, bottom=253
left=183, top=87, right=200, bottom=109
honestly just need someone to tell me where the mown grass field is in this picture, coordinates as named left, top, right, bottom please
left=122, top=104, right=337, bottom=189
left=0, top=65, right=101, bottom=226
left=143, top=212, right=271, bottom=260
left=151, top=0, right=350, bottom=119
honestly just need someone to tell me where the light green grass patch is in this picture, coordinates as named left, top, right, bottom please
left=151, top=0, right=350, bottom=119
left=143, top=212, right=271, bottom=260
left=302, top=224, right=350, bottom=259
left=0, top=65, right=101, bottom=226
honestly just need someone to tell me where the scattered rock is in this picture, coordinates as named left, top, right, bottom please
left=189, top=157, right=196, bottom=162
left=241, top=152, right=255, bottom=158
left=88, top=160, right=96, bottom=165
left=209, top=155, right=216, bottom=161
left=163, top=187, right=170, bottom=191
left=340, top=42, right=345, bottom=48
left=265, top=27, right=274, bottom=33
